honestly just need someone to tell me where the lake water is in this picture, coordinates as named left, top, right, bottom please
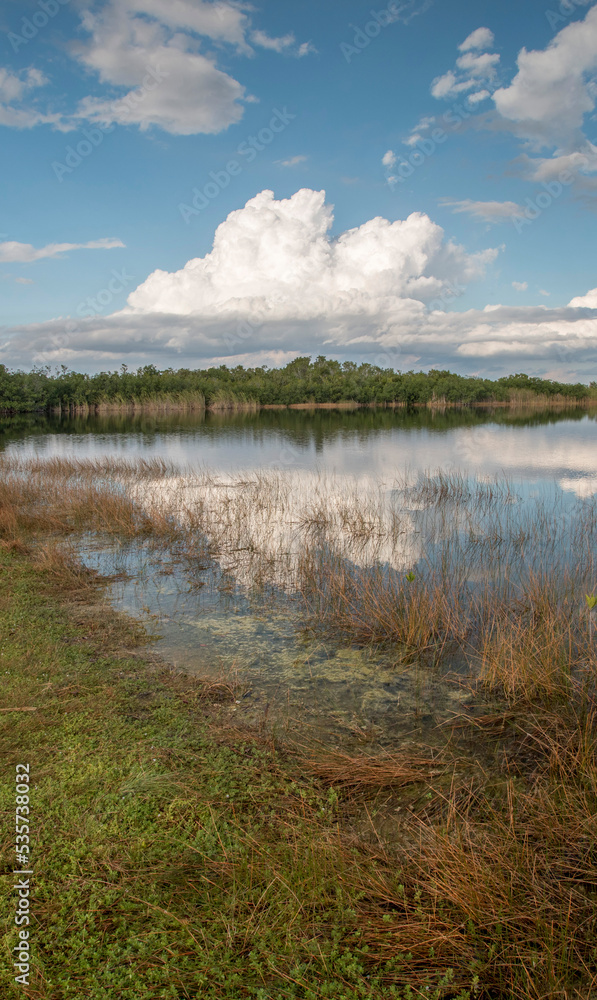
left=2, top=406, right=597, bottom=495
left=3, top=406, right=596, bottom=747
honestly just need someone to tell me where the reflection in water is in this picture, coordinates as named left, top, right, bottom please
left=2, top=406, right=596, bottom=496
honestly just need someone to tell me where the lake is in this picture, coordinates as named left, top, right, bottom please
left=2, top=406, right=597, bottom=496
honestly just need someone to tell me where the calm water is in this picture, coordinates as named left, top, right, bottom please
left=4, top=406, right=596, bottom=746
left=2, top=406, right=597, bottom=496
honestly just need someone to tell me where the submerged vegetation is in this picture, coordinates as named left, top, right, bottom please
left=1, top=356, right=596, bottom=413
left=1, top=457, right=597, bottom=997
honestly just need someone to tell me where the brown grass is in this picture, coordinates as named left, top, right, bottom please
left=298, top=746, right=447, bottom=791
left=299, top=553, right=467, bottom=655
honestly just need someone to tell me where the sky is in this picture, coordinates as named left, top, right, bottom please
left=1, top=0, right=597, bottom=380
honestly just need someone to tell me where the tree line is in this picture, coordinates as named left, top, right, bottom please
left=0, top=356, right=594, bottom=412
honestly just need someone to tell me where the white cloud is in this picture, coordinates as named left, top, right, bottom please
left=491, top=5, right=597, bottom=187
left=402, top=115, right=437, bottom=146
left=0, top=1, right=311, bottom=136
left=431, top=71, right=476, bottom=100
left=0, top=66, right=65, bottom=131
left=512, top=281, right=528, bottom=291
left=493, top=6, right=597, bottom=144
left=123, top=189, right=497, bottom=319
left=456, top=51, right=500, bottom=78
left=297, top=41, right=318, bottom=57
left=467, top=90, right=491, bottom=105
left=122, top=0, right=252, bottom=50
left=459, top=27, right=494, bottom=52
left=524, top=146, right=597, bottom=182
left=276, top=155, right=308, bottom=167
left=73, top=2, right=248, bottom=135
left=250, top=29, right=295, bottom=53
left=0, top=238, right=125, bottom=264
left=5, top=190, right=597, bottom=377
left=382, top=149, right=397, bottom=167
left=2, top=275, right=34, bottom=285
left=539, top=289, right=550, bottom=297
left=440, top=199, right=523, bottom=223
left=0, top=67, right=47, bottom=103
left=568, top=287, right=597, bottom=308
left=431, top=28, right=500, bottom=100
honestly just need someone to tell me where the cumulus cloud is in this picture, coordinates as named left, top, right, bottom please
left=459, top=27, right=495, bottom=52
left=431, top=27, right=500, bottom=101
left=491, top=6, right=597, bottom=185
left=439, top=199, right=523, bottom=223
left=3, top=189, right=597, bottom=377
left=124, top=189, right=498, bottom=318
left=568, top=287, right=597, bottom=308
left=512, top=281, right=528, bottom=291
left=73, top=2, right=248, bottom=135
left=0, top=237, right=125, bottom=264
left=419, top=9, right=597, bottom=191
left=493, top=7, right=597, bottom=145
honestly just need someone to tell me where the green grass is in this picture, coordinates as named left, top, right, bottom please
left=0, top=547, right=479, bottom=1000
left=1, top=524, right=596, bottom=999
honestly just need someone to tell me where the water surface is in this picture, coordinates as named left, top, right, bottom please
left=2, top=406, right=596, bottom=496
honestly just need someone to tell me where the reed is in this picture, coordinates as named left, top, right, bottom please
left=2, top=456, right=596, bottom=699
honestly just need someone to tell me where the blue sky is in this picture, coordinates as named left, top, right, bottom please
left=1, top=0, right=597, bottom=378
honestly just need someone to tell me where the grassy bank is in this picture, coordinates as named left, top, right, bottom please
left=1, top=465, right=597, bottom=997
left=1, top=358, right=595, bottom=414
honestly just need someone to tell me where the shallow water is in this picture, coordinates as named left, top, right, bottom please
left=80, top=537, right=474, bottom=747
left=3, top=406, right=596, bottom=745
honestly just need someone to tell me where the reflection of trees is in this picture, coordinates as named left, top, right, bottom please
left=0, top=405, right=593, bottom=455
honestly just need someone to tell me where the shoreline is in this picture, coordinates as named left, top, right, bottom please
left=2, top=395, right=596, bottom=417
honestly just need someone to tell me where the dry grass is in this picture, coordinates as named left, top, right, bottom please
left=297, top=745, right=447, bottom=792
left=306, top=703, right=597, bottom=998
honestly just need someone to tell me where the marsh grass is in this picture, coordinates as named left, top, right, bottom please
left=2, top=456, right=596, bottom=700
left=2, top=464, right=597, bottom=996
